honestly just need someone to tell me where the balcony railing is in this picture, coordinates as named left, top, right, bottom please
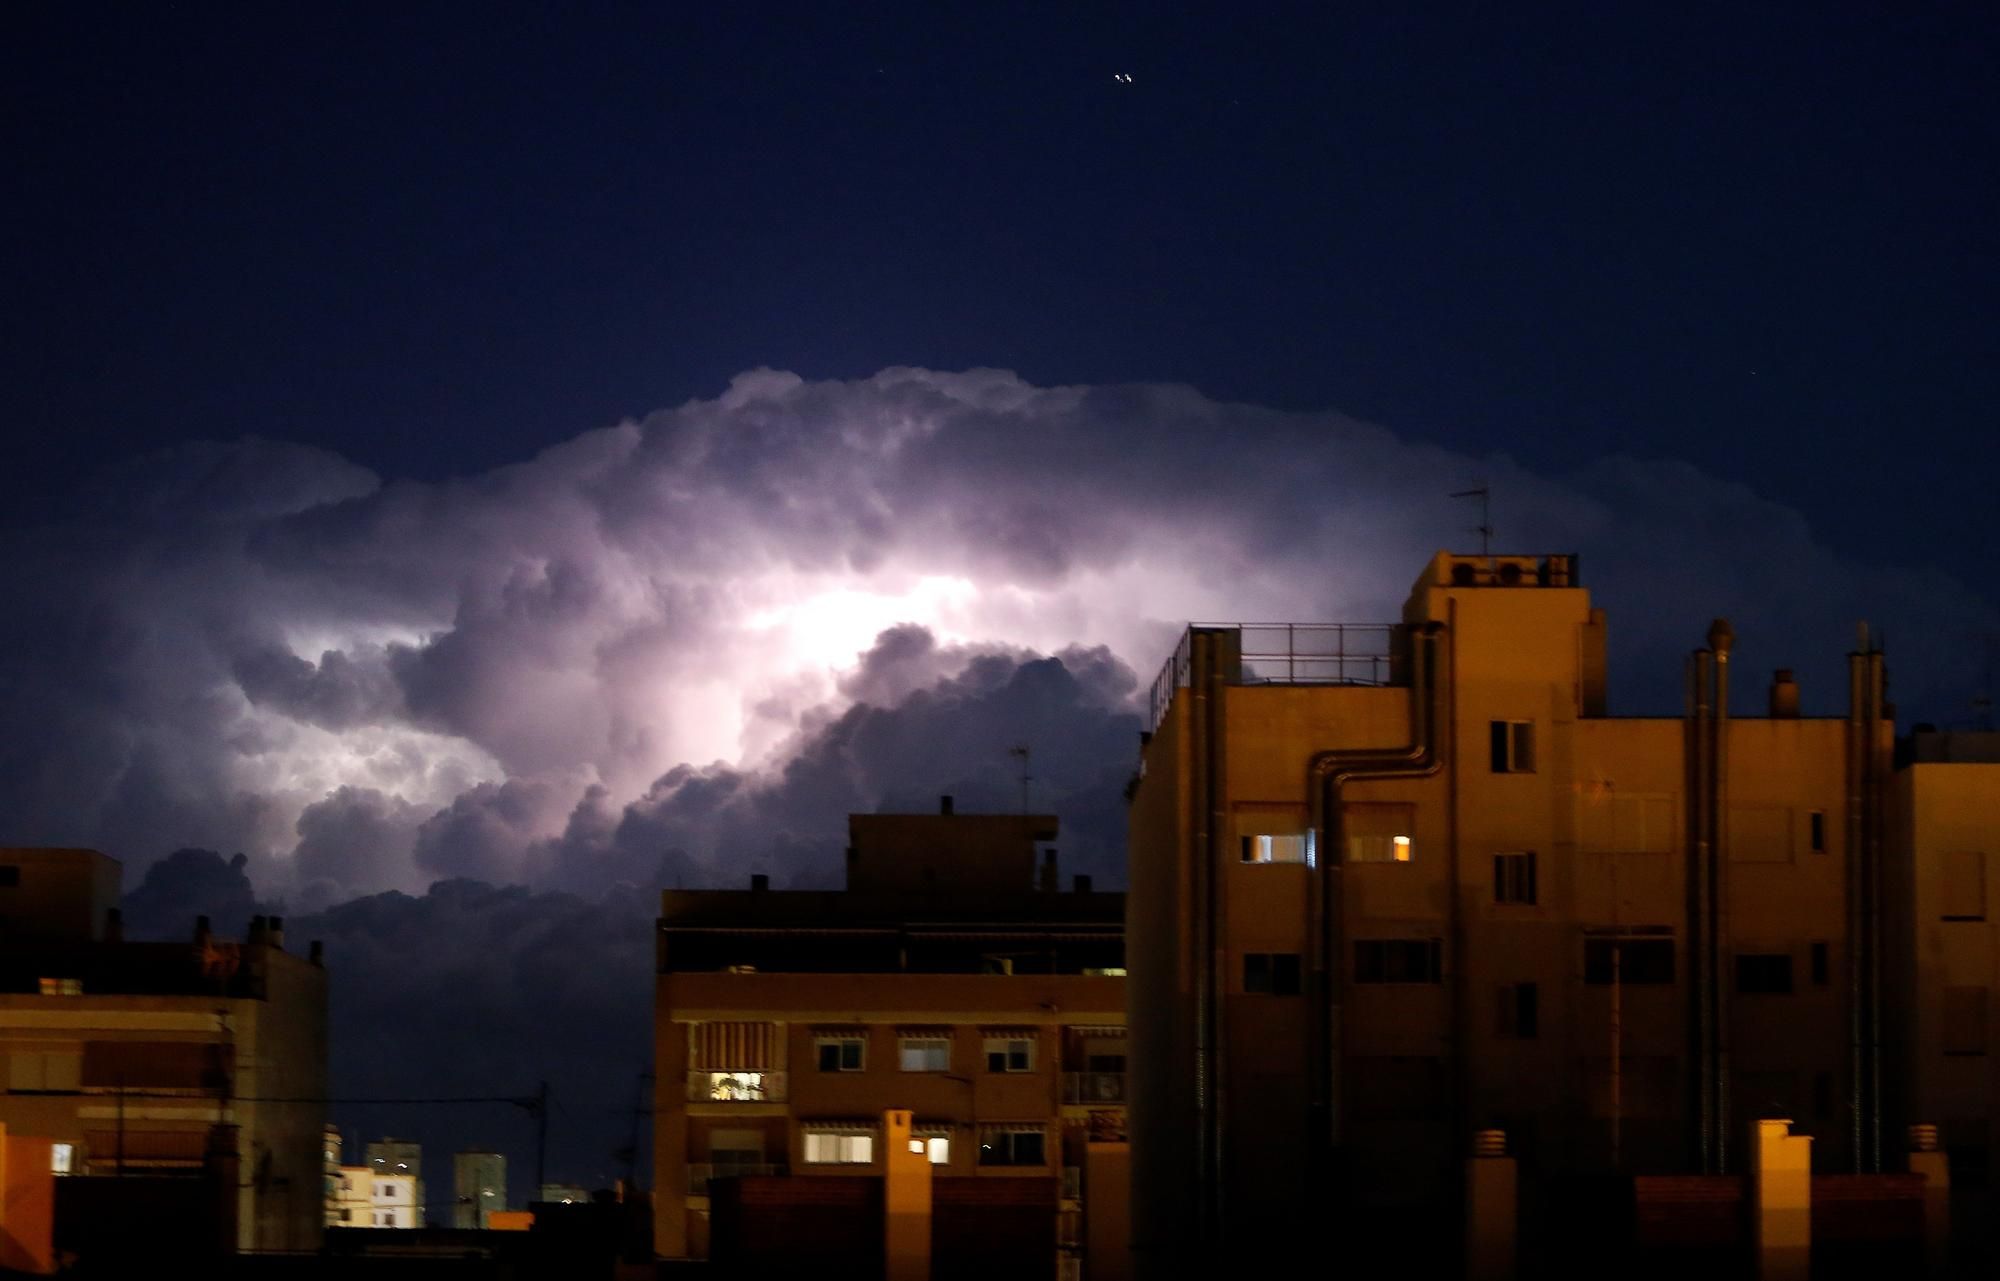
left=1147, top=623, right=1400, bottom=731
left=686, top=1162, right=786, bottom=1196
left=1062, top=1071, right=1127, bottom=1104
left=686, top=1070, right=788, bottom=1103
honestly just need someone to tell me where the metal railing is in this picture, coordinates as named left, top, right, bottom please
left=1146, top=623, right=1401, bottom=731
left=685, top=1070, right=787, bottom=1103
left=1061, top=1071, right=1127, bottom=1104
left=686, top=1162, right=786, bottom=1196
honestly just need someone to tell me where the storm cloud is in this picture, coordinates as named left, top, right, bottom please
left=2, top=367, right=1994, bottom=902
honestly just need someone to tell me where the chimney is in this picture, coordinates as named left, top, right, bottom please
left=267, top=916, right=285, bottom=950
left=1769, top=669, right=1800, bottom=718
left=750, top=874, right=770, bottom=892
left=1039, top=848, right=1057, bottom=892
left=939, top=795, right=954, bottom=816
left=247, top=915, right=269, bottom=946
left=308, top=940, right=325, bottom=968
left=1073, top=874, right=1093, bottom=893
left=194, top=914, right=212, bottom=948
left=104, top=907, right=124, bottom=944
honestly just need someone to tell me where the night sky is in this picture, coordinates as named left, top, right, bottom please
left=5, top=3, right=1996, bottom=1204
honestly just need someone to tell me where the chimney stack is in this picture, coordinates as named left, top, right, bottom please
left=939, top=795, right=954, bottom=816
left=104, top=907, right=124, bottom=944
left=309, top=940, right=325, bottom=967
left=194, top=914, right=212, bottom=948
left=267, top=916, right=284, bottom=950
left=247, top=915, right=269, bottom=946
left=1039, top=848, right=1058, bottom=892
left=751, top=873, right=770, bottom=892
left=1770, top=669, right=1800, bottom=718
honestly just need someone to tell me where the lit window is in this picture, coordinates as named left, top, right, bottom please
left=1239, top=833, right=1310, bottom=865
left=1345, top=803, right=1415, bottom=863
left=702, top=1071, right=770, bottom=1101
left=983, top=1035, right=1035, bottom=1073
left=802, top=1130, right=875, bottom=1165
left=37, top=977, right=82, bottom=996
left=815, top=1036, right=865, bottom=1072
left=1083, top=967, right=1128, bottom=977
left=924, top=1136, right=950, bottom=1165
left=1236, top=807, right=1312, bottom=866
left=1490, top=721, right=1536, bottom=773
left=52, top=1143, right=73, bottom=1175
left=898, top=1036, right=951, bottom=1072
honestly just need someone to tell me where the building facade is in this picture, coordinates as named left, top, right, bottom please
left=454, top=1149, right=507, bottom=1228
left=653, top=807, right=1126, bottom=1276
left=1128, top=552, right=1895, bottom=1269
left=364, top=1137, right=424, bottom=1227
left=0, top=848, right=329, bottom=1254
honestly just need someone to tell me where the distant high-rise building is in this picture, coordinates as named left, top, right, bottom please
left=365, top=1138, right=424, bottom=1227
left=454, top=1150, right=507, bottom=1228
left=539, top=1182, right=592, bottom=1205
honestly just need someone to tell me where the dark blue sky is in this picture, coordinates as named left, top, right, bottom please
left=6, top=3, right=1996, bottom=582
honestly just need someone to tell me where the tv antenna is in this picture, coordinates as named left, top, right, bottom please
left=1450, top=486, right=1494, bottom=556
left=1007, top=745, right=1033, bottom=815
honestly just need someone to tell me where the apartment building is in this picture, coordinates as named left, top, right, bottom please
left=1893, top=730, right=2000, bottom=1196
left=454, top=1149, right=507, bottom=1228
left=0, top=847, right=329, bottom=1254
left=653, top=806, right=1126, bottom=1276
left=365, top=1137, right=425, bottom=1227
left=1127, top=551, right=1894, bottom=1270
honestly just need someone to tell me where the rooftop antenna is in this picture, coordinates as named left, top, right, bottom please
left=1007, top=744, right=1033, bottom=815
left=1450, top=485, right=1494, bottom=556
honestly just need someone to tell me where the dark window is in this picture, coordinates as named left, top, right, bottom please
left=978, top=1131, right=1045, bottom=1167
left=1354, top=939, right=1444, bottom=984
left=1497, top=983, right=1539, bottom=1038
left=1584, top=938, right=1675, bottom=985
left=1811, top=942, right=1829, bottom=986
left=0, top=866, right=18, bottom=888
left=1736, top=954, right=1795, bottom=995
left=1809, top=811, right=1826, bottom=853
left=1814, top=1072, right=1833, bottom=1121
left=1494, top=852, right=1538, bottom=905
left=816, top=1038, right=864, bottom=1072
left=1244, top=952, right=1302, bottom=995
left=1490, top=721, right=1535, bottom=773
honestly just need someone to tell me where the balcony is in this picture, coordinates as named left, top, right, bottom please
left=686, top=1070, right=787, bottom=1103
left=686, top=1163, right=786, bottom=1196
left=1147, top=623, right=1400, bottom=730
left=1061, top=1071, right=1126, bottom=1104
left=1060, top=1166, right=1082, bottom=1202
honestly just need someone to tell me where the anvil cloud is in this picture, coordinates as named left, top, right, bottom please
left=5, top=368, right=1994, bottom=906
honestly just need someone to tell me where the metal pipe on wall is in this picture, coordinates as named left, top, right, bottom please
left=1688, top=647, right=1715, bottom=1171
left=1708, top=619, right=1733, bottom=1175
left=1845, top=644, right=1866, bottom=1172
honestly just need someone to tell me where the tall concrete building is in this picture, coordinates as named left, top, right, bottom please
left=654, top=806, right=1127, bottom=1277
left=454, top=1149, right=507, bottom=1228
left=1127, top=551, right=1895, bottom=1269
left=0, top=848, right=330, bottom=1254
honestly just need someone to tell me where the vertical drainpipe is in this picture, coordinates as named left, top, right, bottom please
left=1866, top=648, right=1887, bottom=1171
left=1187, top=628, right=1233, bottom=1253
left=1845, top=643, right=1865, bottom=1172
left=1688, top=648, right=1714, bottom=1171
left=1304, top=621, right=1447, bottom=1170
left=1708, top=619, right=1733, bottom=1175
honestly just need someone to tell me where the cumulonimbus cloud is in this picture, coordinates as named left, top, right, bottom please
left=1, top=367, right=1993, bottom=902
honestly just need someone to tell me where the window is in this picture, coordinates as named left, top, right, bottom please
left=1945, top=987, right=1988, bottom=1057
left=1944, top=851, right=1987, bottom=921
left=1345, top=803, right=1415, bottom=863
left=914, top=1133, right=951, bottom=1165
left=816, top=1036, right=865, bottom=1072
left=1353, top=939, right=1443, bottom=984
left=1584, top=938, right=1675, bottom=985
left=898, top=1035, right=951, bottom=1072
left=1243, top=952, right=1302, bottom=996
left=51, top=1143, right=73, bottom=1175
left=1809, top=811, right=1826, bottom=853
left=1490, top=720, right=1535, bottom=773
left=983, top=1035, right=1035, bottom=1073
left=1496, top=983, right=1538, bottom=1038
left=699, top=1071, right=773, bottom=1101
left=978, top=1127, right=1046, bottom=1167
left=1737, top=953, right=1794, bottom=994
left=802, top=1130, right=875, bottom=1165
left=37, top=977, right=82, bottom=996
left=1494, top=852, right=1537, bottom=905
left=1240, top=833, right=1311, bottom=865
left=1811, top=942, right=1829, bottom=986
